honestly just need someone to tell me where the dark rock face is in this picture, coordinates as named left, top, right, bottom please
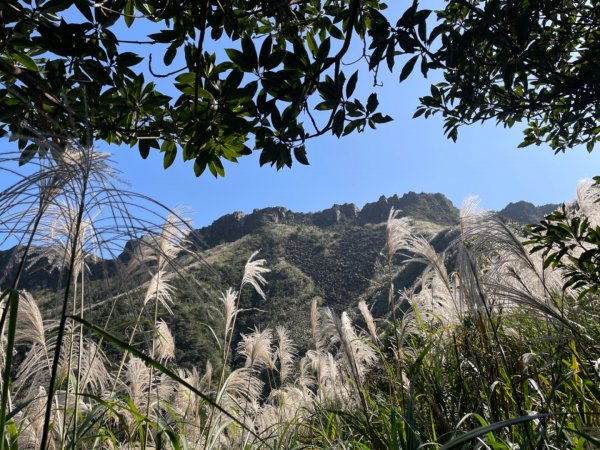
left=359, top=195, right=389, bottom=224
left=499, top=201, right=559, bottom=224
left=359, top=192, right=460, bottom=225
left=193, top=211, right=248, bottom=246
left=312, top=203, right=359, bottom=227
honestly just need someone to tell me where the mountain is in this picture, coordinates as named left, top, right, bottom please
left=498, top=201, right=560, bottom=224
left=191, top=191, right=459, bottom=248
left=0, top=192, right=552, bottom=369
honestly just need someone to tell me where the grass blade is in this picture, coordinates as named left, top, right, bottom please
left=441, top=413, right=554, bottom=450
left=0, top=289, right=19, bottom=450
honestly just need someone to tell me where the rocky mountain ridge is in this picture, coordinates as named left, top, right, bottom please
left=194, top=192, right=460, bottom=247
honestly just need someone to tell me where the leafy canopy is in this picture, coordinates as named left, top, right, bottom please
left=0, top=0, right=598, bottom=177
left=415, top=0, right=600, bottom=152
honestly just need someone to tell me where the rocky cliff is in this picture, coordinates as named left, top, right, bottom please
left=193, top=191, right=459, bottom=247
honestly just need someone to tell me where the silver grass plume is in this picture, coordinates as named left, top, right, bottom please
left=576, top=179, right=600, bottom=227
left=298, top=356, right=316, bottom=391
left=154, top=319, right=176, bottom=362
left=237, top=328, right=275, bottom=370
left=221, top=288, right=238, bottom=338
left=28, top=203, right=97, bottom=280
left=384, top=211, right=466, bottom=323
left=459, top=195, right=487, bottom=239
left=410, top=266, right=460, bottom=327
left=339, top=312, right=378, bottom=383
left=315, top=307, right=339, bottom=352
left=307, top=308, right=372, bottom=405
left=458, top=198, right=569, bottom=322
left=241, top=251, right=270, bottom=300
left=15, top=386, right=56, bottom=450
left=385, top=208, right=413, bottom=263
left=305, top=350, right=337, bottom=402
left=125, top=238, right=156, bottom=274
left=76, top=340, right=110, bottom=392
left=131, top=210, right=191, bottom=273
left=258, top=386, right=313, bottom=438
left=201, top=360, right=213, bottom=390
left=144, top=269, right=175, bottom=314
left=122, top=356, right=155, bottom=425
left=358, top=300, right=379, bottom=343
left=14, top=323, right=108, bottom=396
left=170, top=368, right=204, bottom=447
left=275, top=326, right=296, bottom=385
left=15, top=291, right=47, bottom=349
left=171, top=367, right=201, bottom=416
left=457, top=196, right=493, bottom=313
left=310, top=298, right=319, bottom=348
left=216, top=368, right=264, bottom=416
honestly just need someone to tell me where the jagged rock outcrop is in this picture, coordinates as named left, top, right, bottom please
left=358, top=192, right=459, bottom=225
left=192, top=209, right=288, bottom=247
left=195, top=192, right=459, bottom=247
left=311, top=203, right=359, bottom=227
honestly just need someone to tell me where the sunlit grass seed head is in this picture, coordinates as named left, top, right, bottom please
left=241, top=250, right=270, bottom=300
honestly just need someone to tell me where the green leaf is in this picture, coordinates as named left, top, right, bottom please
left=400, top=55, right=419, bottom=82
left=241, top=37, right=258, bottom=70
left=366, top=93, right=379, bottom=114
left=265, top=51, right=285, bottom=70
left=225, top=48, right=252, bottom=71
left=80, top=60, right=113, bottom=85
left=259, top=35, right=273, bottom=67
left=18, top=145, right=37, bottom=166
left=164, top=44, right=177, bottom=66
left=329, top=25, right=344, bottom=40
left=74, top=0, right=94, bottom=21
left=346, top=71, right=358, bottom=98
left=315, top=101, right=335, bottom=111
left=162, top=141, right=177, bottom=168
left=293, top=146, right=309, bottom=165
left=371, top=113, right=393, bottom=124
left=316, top=38, right=331, bottom=65
left=208, top=158, right=225, bottom=177
left=194, top=157, right=207, bottom=177
left=41, top=0, right=75, bottom=14
left=332, top=109, right=345, bottom=137
left=306, top=33, right=318, bottom=57
left=148, top=29, right=180, bottom=43
left=124, top=0, right=135, bottom=27
left=138, top=140, right=151, bottom=159
left=441, top=414, right=555, bottom=449
left=117, top=52, right=143, bottom=67
left=11, top=52, right=38, bottom=72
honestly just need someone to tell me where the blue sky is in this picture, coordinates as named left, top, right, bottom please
left=4, top=3, right=600, bottom=230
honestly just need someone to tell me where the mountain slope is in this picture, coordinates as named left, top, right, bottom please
left=0, top=192, right=551, bottom=369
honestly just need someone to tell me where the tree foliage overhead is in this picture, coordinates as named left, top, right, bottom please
left=0, top=0, right=400, bottom=176
left=415, top=0, right=600, bottom=152
left=0, top=0, right=598, bottom=177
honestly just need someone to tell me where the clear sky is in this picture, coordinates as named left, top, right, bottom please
left=4, top=3, right=600, bottom=230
